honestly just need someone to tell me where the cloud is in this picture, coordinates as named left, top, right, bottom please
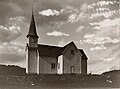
left=102, top=57, right=115, bottom=63
left=89, top=22, right=99, bottom=25
left=75, top=40, right=84, bottom=45
left=88, top=44, right=119, bottom=73
left=0, top=0, right=67, bottom=27
left=93, top=26, right=101, bottom=30
left=81, top=3, right=88, bottom=11
left=68, top=11, right=89, bottom=23
left=0, top=25, right=21, bottom=42
left=84, top=35, right=119, bottom=45
left=59, top=5, right=89, bottom=23
left=96, top=8, right=110, bottom=12
left=90, top=18, right=119, bottom=38
left=90, top=44, right=120, bottom=64
left=90, top=45, right=107, bottom=51
left=97, top=1, right=118, bottom=6
left=37, top=1, right=116, bottom=26
left=84, top=34, right=95, bottom=38
left=97, top=18, right=119, bottom=27
left=68, top=13, right=78, bottom=23
left=0, top=42, right=25, bottom=64
left=75, top=26, right=85, bottom=32
left=46, top=31, right=69, bottom=36
left=37, top=9, right=68, bottom=26
left=39, top=9, right=60, bottom=16
left=57, top=40, right=67, bottom=47
left=87, top=1, right=116, bottom=9
left=83, top=18, right=119, bottom=45
left=96, top=26, right=119, bottom=38
left=88, top=58, right=103, bottom=65
left=60, top=5, right=79, bottom=23
left=88, top=0, right=119, bottom=19
left=0, top=15, right=27, bottom=67
left=90, top=10, right=118, bottom=19
left=0, top=16, right=25, bottom=43
left=103, top=47, right=120, bottom=64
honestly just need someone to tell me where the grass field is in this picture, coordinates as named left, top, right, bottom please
left=0, top=69, right=120, bottom=89
left=0, top=86, right=120, bottom=89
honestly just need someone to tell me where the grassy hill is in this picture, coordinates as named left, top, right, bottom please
left=0, top=65, right=26, bottom=75
left=0, top=65, right=120, bottom=88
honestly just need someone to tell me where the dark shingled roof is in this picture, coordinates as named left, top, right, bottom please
left=38, top=42, right=88, bottom=60
left=62, top=41, right=73, bottom=51
left=38, top=44, right=63, bottom=57
left=79, top=49, right=88, bottom=60
left=27, top=12, right=38, bottom=38
left=38, top=42, right=73, bottom=57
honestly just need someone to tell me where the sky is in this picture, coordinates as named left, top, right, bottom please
left=0, top=0, right=119, bottom=74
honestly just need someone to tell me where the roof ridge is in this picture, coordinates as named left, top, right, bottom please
left=62, top=41, right=82, bottom=56
left=38, top=44, right=62, bottom=48
left=78, top=49, right=88, bottom=60
left=63, top=41, right=73, bottom=49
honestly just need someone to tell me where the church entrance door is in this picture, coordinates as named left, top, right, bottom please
left=70, top=66, right=74, bottom=73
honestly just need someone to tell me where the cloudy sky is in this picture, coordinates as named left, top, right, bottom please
left=0, top=0, right=119, bottom=74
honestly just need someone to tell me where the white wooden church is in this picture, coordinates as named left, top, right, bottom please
left=26, top=12, right=88, bottom=75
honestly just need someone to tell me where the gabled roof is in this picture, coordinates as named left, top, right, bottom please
left=38, top=42, right=88, bottom=60
left=26, top=12, right=39, bottom=38
left=79, top=49, right=88, bottom=60
left=38, top=44, right=62, bottom=57
left=62, top=41, right=82, bottom=56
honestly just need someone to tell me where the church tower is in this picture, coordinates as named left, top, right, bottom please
left=26, top=10, right=39, bottom=74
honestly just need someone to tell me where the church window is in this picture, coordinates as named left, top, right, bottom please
left=51, top=63, right=56, bottom=69
left=71, top=50, right=74, bottom=55
left=31, top=38, right=35, bottom=43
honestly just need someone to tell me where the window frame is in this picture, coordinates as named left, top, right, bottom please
left=31, top=38, right=35, bottom=43
left=71, top=50, right=74, bottom=55
left=51, top=63, right=56, bottom=69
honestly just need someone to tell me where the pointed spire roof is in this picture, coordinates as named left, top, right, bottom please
left=27, top=10, right=39, bottom=38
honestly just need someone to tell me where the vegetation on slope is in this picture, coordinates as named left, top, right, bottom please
left=0, top=65, right=120, bottom=88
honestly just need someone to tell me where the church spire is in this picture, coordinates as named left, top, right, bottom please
left=27, top=7, right=39, bottom=38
